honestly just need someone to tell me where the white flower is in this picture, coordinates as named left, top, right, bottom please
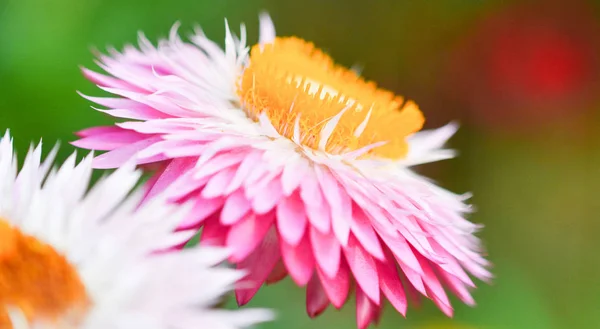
left=0, top=131, right=273, bottom=329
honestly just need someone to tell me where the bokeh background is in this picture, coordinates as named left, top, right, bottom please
left=2, top=0, right=600, bottom=328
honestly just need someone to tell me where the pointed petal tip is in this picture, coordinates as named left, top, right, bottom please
left=258, top=11, right=276, bottom=45
left=235, top=290, right=252, bottom=307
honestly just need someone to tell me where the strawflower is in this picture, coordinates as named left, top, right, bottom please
left=74, top=13, right=491, bottom=329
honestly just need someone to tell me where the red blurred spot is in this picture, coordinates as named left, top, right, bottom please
left=489, top=25, right=590, bottom=100
left=443, top=1, right=599, bottom=130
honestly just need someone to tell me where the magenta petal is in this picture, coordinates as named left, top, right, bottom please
left=75, top=126, right=123, bottom=138
left=398, top=261, right=427, bottom=296
left=427, top=286, right=454, bottom=317
left=376, top=258, right=407, bottom=316
left=417, top=254, right=452, bottom=313
left=356, top=287, right=381, bottom=329
left=350, top=204, right=385, bottom=260
left=316, top=260, right=350, bottom=309
left=437, top=267, right=475, bottom=306
left=266, top=260, right=288, bottom=285
left=72, top=129, right=146, bottom=151
left=344, top=234, right=380, bottom=305
left=310, top=227, right=341, bottom=279
left=221, top=189, right=251, bottom=225
left=227, top=212, right=274, bottom=262
left=199, top=214, right=228, bottom=247
left=276, top=192, right=307, bottom=245
left=280, top=233, right=314, bottom=286
left=235, top=231, right=281, bottom=306
left=306, top=274, right=330, bottom=318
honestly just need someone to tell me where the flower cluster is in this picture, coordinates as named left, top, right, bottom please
left=2, top=13, right=489, bottom=329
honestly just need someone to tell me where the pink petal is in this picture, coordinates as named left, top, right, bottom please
left=225, top=151, right=263, bottom=194
left=281, top=157, right=309, bottom=195
left=82, top=67, right=141, bottom=91
left=300, top=171, right=322, bottom=207
left=380, top=232, right=424, bottom=275
left=92, top=136, right=163, bottom=169
left=398, top=261, right=427, bottom=296
left=201, top=166, right=237, bottom=198
left=431, top=240, right=475, bottom=287
left=178, top=196, right=224, bottom=230
left=142, top=163, right=167, bottom=200
left=316, top=167, right=350, bottom=245
left=220, top=189, right=251, bottom=225
left=227, top=212, right=275, bottom=262
left=316, top=258, right=350, bottom=308
left=299, top=171, right=331, bottom=231
left=193, top=151, right=244, bottom=181
left=144, top=157, right=196, bottom=203
left=356, top=287, right=381, bottom=329
left=136, top=139, right=199, bottom=161
left=376, top=258, right=407, bottom=316
left=310, top=227, right=341, bottom=279
left=165, top=171, right=210, bottom=201
left=103, top=86, right=198, bottom=118
left=280, top=233, right=314, bottom=286
left=97, top=106, right=170, bottom=121
left=306, top=274, right=330, bottom=318
left=350, top=204, right=385, bottom=260
left=79, top=94, right=165, bottom=117
left=305, top=199, right=331, bottom=234
left=235, top=230, right=281, bottom=306
left=276, top=192, right=307, bottom=245
left=343, top=234, right=380, bottom=305
left=398, top=269, right=422, bottom=309
left=251, top=178, right=283, bottom=214
left=242, top=161, right=270, bottom=189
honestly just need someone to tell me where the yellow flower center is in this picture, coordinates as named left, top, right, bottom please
left=238, top=36, right=425, bottom=159
left=0, top=219, right=89, bottom=328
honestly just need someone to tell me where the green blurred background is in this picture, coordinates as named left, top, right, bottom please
left=2, top=0, right=600, bottom=328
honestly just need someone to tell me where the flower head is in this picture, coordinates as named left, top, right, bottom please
left=0, top=131, right=272, bottom=329
left=74, top=13, right=491, bottom=329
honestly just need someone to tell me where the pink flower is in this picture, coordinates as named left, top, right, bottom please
left=73, top=13, right=491, bottom=329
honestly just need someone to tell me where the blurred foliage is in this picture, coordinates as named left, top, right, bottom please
left=2, top=0, right=600, bottom=328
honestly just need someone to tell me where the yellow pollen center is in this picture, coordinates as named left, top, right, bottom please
left=0, top=219, right=89, bottom=328
left=238, top=37, right=425, bottom=159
